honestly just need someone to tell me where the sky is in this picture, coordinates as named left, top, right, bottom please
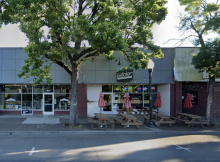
left=0, top=0, right=207, bottom=48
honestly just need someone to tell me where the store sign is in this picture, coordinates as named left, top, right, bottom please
left=116, top=67, right=133, bottom=82
left=137, top=87, right=142, bottom=91
left=189, top=91, right=198, bottom=105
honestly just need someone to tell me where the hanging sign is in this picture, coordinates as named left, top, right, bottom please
left=116, top=67, right=133, bottom=82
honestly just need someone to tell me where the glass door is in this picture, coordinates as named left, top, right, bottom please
left=43, top=93, right=54, bottom=115
left=103, top=93, right=113, bottom=114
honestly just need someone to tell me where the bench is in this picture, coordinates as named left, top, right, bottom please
left=135, top=119, right=143, bottom=125
left=108, top=118, right=115, bottom=129
left=185, top=120, right=209, bottom=127
left=88, top=117, right=97, bottom=129
left=116, top=109, right=125, bottom=115
left=114, top=117, right=143, bottom=128
left=144, top=116, right=150, bottom=123
left=176, top=119, right=190, bottom=122
left=153, top=119, right=176, bottom=127
left=114, top=118, right=126, bottom=125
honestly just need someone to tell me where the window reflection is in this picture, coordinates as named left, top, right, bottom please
left=5, top=94, right=21, bottom=110
left=54, top=94, right=70, bottom=110
left=33, top=94, right=43, bottom=110
left=33, top=85, right=43, bottom=93
left=22, top=85, right=32, bottom=93
left=54, top=85, right=70, bottom=93
left=44, top=85, right=53, bottom=92
left=113, top=92, right=124, bottom=109
left=22, top=94, right=32, bottom=114
left=130, top=93, right=142, bottom=109
left=102, top=85, right=112, bottom=92
left=103, top=94, right=112, bottom=111
left=5, top=85, right=21, bottom=93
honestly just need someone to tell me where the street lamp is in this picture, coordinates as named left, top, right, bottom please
left=147, top=59, right=155, bottom=128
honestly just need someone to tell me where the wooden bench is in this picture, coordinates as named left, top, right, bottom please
left=152, top=114, right=176, bottom=127
left=176, top=113, right=209, bottom=127
left=185, top=120, right=209, bottom=127
left=116, top=109, right=125, bottom=115
left=108, top=118, right=115, bottom=129
left=176, top=119, right=189, bottom=122
left=88, top=117, right=96, bottom=129
left=114, top=117, right=143, bottom=129
left=135, top=119, right=144, bottom=125
left=153, top=119, right=176, bottom=127
left=144, top=116, right=150, bottom=123
left=114, top=117, right=126, bottom=125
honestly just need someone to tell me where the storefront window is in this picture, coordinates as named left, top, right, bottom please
left=22, top=85, right=32, bottom=93
left=113, top=92, right=124, bottom=109
left=5, top=85, right=21, bottom=93
left=54, top=85, right=70, bottom=93
left=33, top=94, right=43, bottom=110
left=54, top=94, right=70, bottom=110
left=44, top=85, right=53, bottom=92
left=33, top=85, right=43, bottom=93
left=130, top=93, right=142, bottom=109
left=22, top=94, right=32, bottom=114
left=143, top=85, right=157, bottom=108
left=144, top=94, right=149, bottom=107
left=102, top=85, right=112, bottom=92
left=5, top=94, right=21, bottom=110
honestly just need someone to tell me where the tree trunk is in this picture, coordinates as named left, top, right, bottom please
left=206, top=75, right=215, bottom=125
left=69, top=63, right=79, bottom=125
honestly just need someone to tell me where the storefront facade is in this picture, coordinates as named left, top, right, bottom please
left=0, top=47, right=175, bottom=117
left=174, top=47, right=220, bottom=117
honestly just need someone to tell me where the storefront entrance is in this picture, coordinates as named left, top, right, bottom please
left=43, top=93, right=54, bottom=115
left=103, top=93, right=113, bottom=114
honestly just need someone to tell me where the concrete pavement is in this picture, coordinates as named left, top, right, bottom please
left=0, top=115, right=220, bottom=135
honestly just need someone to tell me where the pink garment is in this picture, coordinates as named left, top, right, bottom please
left=154, top=92, right=162, bottom=108
left=123, top=93, right=132, bottom=108
left=98, top=91, right=106, bottom=108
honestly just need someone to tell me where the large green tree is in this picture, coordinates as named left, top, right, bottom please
left=0, top=0, right=167, bottom=125
left=178, top=0, right=220, bottom=123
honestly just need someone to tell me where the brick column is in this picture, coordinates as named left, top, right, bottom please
left=213, top=85, right=220, bottom=116
left=77, top=84, right=87, bottom=117
left=170, top=84, right=175, bottom=117
left=175, top=82, right=182, bottom=114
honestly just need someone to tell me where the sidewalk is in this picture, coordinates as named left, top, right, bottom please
left=0, top=115, right=220, bottom=135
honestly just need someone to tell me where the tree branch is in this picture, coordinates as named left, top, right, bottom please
left=77, top=47, right=98, bottom=60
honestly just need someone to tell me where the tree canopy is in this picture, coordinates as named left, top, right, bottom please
left=0, top=0, right=168, bottom=124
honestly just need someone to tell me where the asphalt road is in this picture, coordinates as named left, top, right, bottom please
left=1, top=134, right=220, bottom=162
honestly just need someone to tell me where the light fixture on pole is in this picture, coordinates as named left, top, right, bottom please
left=147, top=59, right=155, bottom=128
left=115, top=57, right=121, bottom=65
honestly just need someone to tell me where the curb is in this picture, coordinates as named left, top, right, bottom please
left=1, top=130, right=220, bottom=135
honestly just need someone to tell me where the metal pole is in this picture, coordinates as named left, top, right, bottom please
left=148, top=69, right=155, bottom=128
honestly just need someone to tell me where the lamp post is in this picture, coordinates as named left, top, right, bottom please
left=147, top=59, right=155, bottom=128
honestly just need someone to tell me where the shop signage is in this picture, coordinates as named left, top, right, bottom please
left=116, top=67, right=133, bottom=82
left=189, top=91, right=198, bottom=105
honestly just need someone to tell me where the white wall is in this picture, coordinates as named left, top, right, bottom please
left=87, top=85, right=102, bottom=117
left=87, top=84, right=171, bottom=116
left=158, top=84, right=170, bottom=116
